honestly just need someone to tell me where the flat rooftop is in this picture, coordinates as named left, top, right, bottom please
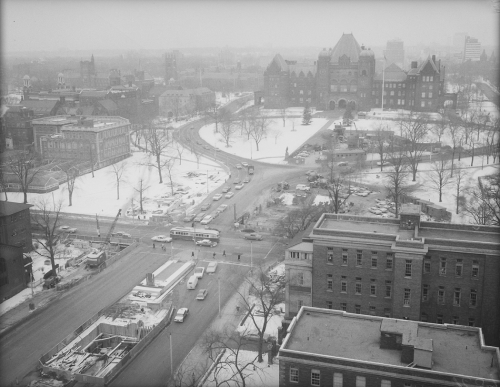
left=282, top=308, right=500, bottom=381
left=317, top=217, right=414, bottom=240
left=419, top=226, right=499, bottom=244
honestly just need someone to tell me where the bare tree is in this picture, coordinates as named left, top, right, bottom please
left=202, top=327, right=262, bottom=387
left=62, top=166, right=79, bottom=206
left=31, top=197, right=64, bottom=278
left=271, top=129, right=282, bottom=145
left=143, top=121, right=172, bottom=183
left=400, top=111, right=429, bottom=181
left=453, top=166, right=467, bottom=215
left=206, top=101, right=222, bottom=133
left=235, top=266, right=286, bottom=363
left=163, top=159, right=176, bottom=196
left=238, top=109, right=252, bottom=139
left=431, top=114, right=449, bottom=144
left=463, top=175, right=500, bottom=226
left=250, top=112, right=271, bottom=152
left=7, top=151, right=42, bottom=203
left=427, top=158, right=452, bottom=202
left=0, top=165, right=9, bottom=200
left=447, top=120, right=464, bottom=177
left=109, top=161, right=127, bottom=200
left=278, top=99, right=288, bottom=127
left=172, top=137, right=185, bottom=165
left=384, top=144, right=411, bottom=217
left=373, top=124, right=391, bottom=171
left=166, top=360, right=208, bottom=387
left=133, top=179, right=150, bottom=213
left=220, top=109, right=237, bottom=147
left=276, top=204, right=321, bottom=238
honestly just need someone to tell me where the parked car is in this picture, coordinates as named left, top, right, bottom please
left=243, top=177, right=250, bottom=183
left=183, top=214, right=196, bottom=222
left=213, top=194, right=223, bottom=201
left=174, top=307, right=189, bottom=322
left=59, top=225, right=77, bottom=233
left=236, top=164, right=242, bottom=169
left=194, top=267, right=205, bottom=278
left=241, top=162, right=249, bottom=167
left=195, top=239, right=218, bottom=247
left=233, top=179, right=241, bottom=185
left=151, top=235, right=172, bottom=243
left=206, top=261, right=218, bottom=273
left=194, top=213, right=205, bottom=222
left=244, top=233, right=263, bottom=241
left=217, top=204, right=228, bottom=212
left=200, top=215, right=213, bottom=225
left=222, top=186, right=231, bottom=193
left=200, top=203, right=211, bottom=211
left=225, top=192, right=235, bottom=199
left=196, top=289, right=208, bottom=300
left=235, top=184, right=244, bottom=190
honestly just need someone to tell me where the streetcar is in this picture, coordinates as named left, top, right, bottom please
left=169, top=227, right=220, bottom=242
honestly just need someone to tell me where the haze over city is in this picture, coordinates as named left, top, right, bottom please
left=2, top=0, right=499, bottom=53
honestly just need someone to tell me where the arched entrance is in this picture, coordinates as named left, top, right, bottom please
left=338, top=99, right=347, bottom=109
left=329, top=100, right=336, bottom=110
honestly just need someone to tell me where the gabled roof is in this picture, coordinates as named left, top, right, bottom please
left=0, top=201, right=33, bottom=216
left=288, top=241, right=313, bottom=253
left=80, top=106, right=96, bottom=116
left=98, top=99, right=119, bottom=112
left=20, top=99, right=58, bottom=114
left=266, top=54, right=289, bottom=73
left=330, top=33, right=362, bottom=63
left=374, top=63, right=407, bottom=81
left=408, top=56, right=440, bottom=76
left=290, top=64, right=317, bottom=77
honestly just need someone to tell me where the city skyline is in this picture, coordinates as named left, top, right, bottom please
left=2, top=0, right=499, bottom=54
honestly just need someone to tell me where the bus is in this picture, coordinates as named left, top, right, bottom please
left=169, top=227, right=220, bottom=242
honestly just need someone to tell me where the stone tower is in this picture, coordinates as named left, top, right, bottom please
left=316, top=48, right=331, bottom=111
left=358, top=46, right=375, bottom=111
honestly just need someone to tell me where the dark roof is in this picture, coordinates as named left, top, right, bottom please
left=80, top=90, right=108, bottom=98
left=80, top=106, right=96, bottom=115
left=290, top=64, right=317, bottom=76
left=148, top=85, right=168, bottom=97
left=0, top=201, right=33, bottom=216
left=330, top=33, right=362, bottom=63
left=20, top=100, right=58, bottom=114
left=374, top=63, right=407, bottom=81
left=98, top=99, right=119, bottom=112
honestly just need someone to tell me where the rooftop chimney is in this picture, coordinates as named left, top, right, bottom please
left=432, top=55, right=436, bottom=63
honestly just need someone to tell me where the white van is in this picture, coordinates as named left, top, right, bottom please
left=194, top=267, right=205, bottom=279
left=200, top=215, right=213, bottom=225
left=187, top=275, right=198, bottom=289
left=296, top=184, right=311, bottom=192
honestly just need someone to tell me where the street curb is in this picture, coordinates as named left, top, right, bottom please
left=197, top=348, right=226, bottom=387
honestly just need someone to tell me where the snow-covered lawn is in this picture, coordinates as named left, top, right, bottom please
left=279, top=193, right=294, bottom=205
left=199, top=117, right=328, bottom=163
left=203, top=350, right=279, bottom=387
left=6, top=148, right=228, bottom=218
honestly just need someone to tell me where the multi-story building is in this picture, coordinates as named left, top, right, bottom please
left=165, top=52, right=178, bottom=82
left=159, top=87, right=215, bottom=118
left=284, top=204, right=500, bottom=346
left=0, top=244, right=31, bottom=301
left=464, top=36, right=482, bottom=62
left=278, top=307, right=500, bottom=387
left=2, top=105, right=34, bottom=150
left=263, top=33, right=449, bottom=113
left=384, top=39, right=405, bottom=68
left=0, top=201, right=33, bottom=253
left=33, top=116, right=131, bottom=168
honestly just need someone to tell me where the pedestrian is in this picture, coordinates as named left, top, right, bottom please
left=213, top=252, right=216, bottom=259
left=223, top=250, right=226, bottom=257
left=153, top=243, right=156, bottom=249
left=138, top=215, right=140, bottom=220
left=191, top=251, right=195, bottom=258
left=162, top=243, right=165, bottom=251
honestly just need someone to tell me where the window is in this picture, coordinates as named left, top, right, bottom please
left=437, top=314, right=444, bottom=324
left=421, top=92, right=426, bottom=98
left=468, top=317, right=475, bottom=327
left=298, top=273, right=304, bottom=286
left=327, top=247, right=334, bottom=263
left=404, top=288, right=411, bottom=306
left=342, top=249, right=348, bottom=265
left=385, top=281, right=392, bottom=298
left=424, top=258, right=431, bottom=273
left=311, top=370, right=320, bottom=386
left=472, top=260, right=479, bottom=278
left=454, top=288, right=461, bottom=307
left=370, top=282, right=377, bottom=296
left=438, top=286, right=445, bottom=304
left=384, top=308, right=391, bottom=317
left=327, top=274, right=333, bottom=291
left=428, top=92, right=433, bottom=98
left=290, top=367, right=299, bottom=383
left=470, top=289, right=477, bottom=307
left=421, top=101, right=425, bottom=107
left=300, top=90, right=304, bottom=95
left=369, top=306, right=376, bottom=315
left=356, top=250, right=362, bottom=266
left=355, top=305, right=361, bottom=314
left=333, top=373, right=343, bottom=387
left=421, top=312, right=428, bottom=322
left=340, top=302, right=347, bottom=311
left=386, top=254, right=393, bottom=270
left=405, top=260, right=412, bottom=277
left=422, top=284, right=429, bottom=301
left=356, top=376, right=366, bottom=387
left=452, top=316, right=459, bottom=325
left=341, top=276, right=347, bottom=293
left=439, top=258, right=447, bottom=276
left=355, top=278, right=362, bottom=295
left=371, top=252, right=378, bottom=268
left=381, top=381, right=391, bottom=387
left=327, top=301, right=333, bottom=309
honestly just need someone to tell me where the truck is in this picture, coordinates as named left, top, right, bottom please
left=86, top=250, right=106, bottom=268
left=247, top=165, right=254, bottom=175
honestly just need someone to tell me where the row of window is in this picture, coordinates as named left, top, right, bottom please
left=291, top=98, right=312, bottom=103
left=290, top=368, right=405, bottom=387
left=327, top=248, right=395, bottom=270
left=427, top=257, right=479, bottom=278
left=423, top=285, right=478, bottom=307
left=330, top=85, right=357, bottom=93
left=291, top=89, right=312, bottom=95
left=421, top=312, right=475, bottom=326
left=374, top=83, right=406, bottom=89
left=327, top=275, right=394, bottom=298
left=325, top=300, right=392, bottom=317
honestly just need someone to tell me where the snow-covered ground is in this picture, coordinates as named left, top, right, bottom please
left=203, top=349, right=279, bottom=387
left=199, top=116, right=328, bottom=163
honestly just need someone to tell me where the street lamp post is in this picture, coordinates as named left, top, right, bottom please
left=218, top=277, right=221, bottom=317
left=169, top=333, right=173, bottom=375
left=250, top=241, right=253, bottom=272
left=206, top=169, right=209, bottom=194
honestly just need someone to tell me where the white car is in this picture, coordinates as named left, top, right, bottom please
left=200, top=215, right=213, bottom=225
left=151, top=235, right=172, bottom=243
left=241, top=162, right=249, bottom=167
left=235, top=184, right=244, bottom=190
left=225, top=192, right=234, bottom=199
left=217, top=204, right=228, bottom=212
left=59, top=226, right=77, bottom=233
left=174, top=308, right=189, bottom=322
left=206, top=261, right=218, bottom=273
left=195, top=239, right=218, bottom=247
left=213, top=194, right=223, bottom=201
left=236, top=164, right=242, bottom=169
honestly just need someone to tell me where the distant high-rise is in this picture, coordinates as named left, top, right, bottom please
left=463, top=36, right=481, bottom=62
left=383, top=39, right=405, bottom=68
left=453, top=32, right=468, bottom=49
left=165, top=52, right=178, bottom=83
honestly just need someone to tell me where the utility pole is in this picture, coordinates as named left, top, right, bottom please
left=170, top=332, right=173, bottom=375
left=250, top=241, right=253, bottom=272
left=206, top=169, right=209, bottom=194
left=218, top=277, right=221, bottom=317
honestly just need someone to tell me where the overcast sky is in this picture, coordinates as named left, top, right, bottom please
left=2, top=0, right=499, bottom=53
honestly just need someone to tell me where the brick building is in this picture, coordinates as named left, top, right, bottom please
left=2, top=105, right=34, bottom=150
left=32, top=116, right=131, bottom=168
left=0, top=244, right=30, bottom=301
left=278, top=307, right=500, bottom=387
left=0, top=201, right=33, bottom=253
left=284, top=204, right=500, bottom=346
left=159, top=87, right=215, bottom=119
left=263, top=33, right=450, bottom=113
